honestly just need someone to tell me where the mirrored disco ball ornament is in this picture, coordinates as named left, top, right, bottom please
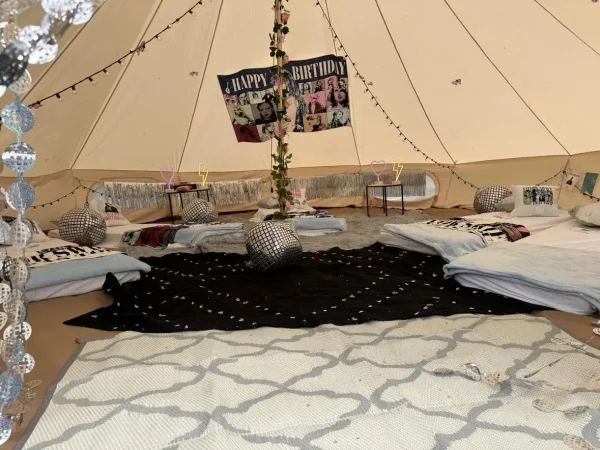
left=1, top=102, right=34, bottom=134
left=0, top=20, right=20, bottom=46
left=3, top=142, right=36, bottom=172
left=3, top=258, right=29, bottom=289
left=59, top=206, right=106, bottom=246
left=4, top=294, right=25, bottom=323
left=10, top=218, right=31, bottom=249
left=0, top=283, right=10, bottom=306
left=181, top=198, right=218, bottom=224
left=0, top=40, right=28, bottom=86
left=0, top=370, right=22, bottom=404
left=15, top=352, right=33, bottom=374
left=42, top=0, right=94, bottom=25
left=4, top=322, right=31, bottom=341
left=1, top=337, right=24, bottom=367
left=9, top=68, right=30, bottom=95
left=0, top=415, right=10, bottom=445
left=18, top=25, right=58, bottom=64
left=0, top=220, right=9, bottom=244
left=6, top=180, right=34, bottom=213
left=246, top=221, right=302, bottom=272
left=0, top=0, right=36, bottom=19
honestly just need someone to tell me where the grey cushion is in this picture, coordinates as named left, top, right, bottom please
left=569, top=203, right=600, bottom=227
left=495, top=196, right=515, bottom=212
left=257, top=197, right=279, bottom=209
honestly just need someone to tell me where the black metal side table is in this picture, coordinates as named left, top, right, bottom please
left=366, top=183, right=405, bottom=217
left=165, top=188, right=210, bottom=224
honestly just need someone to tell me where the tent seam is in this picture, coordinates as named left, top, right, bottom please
left=177, top=0, right=225, bottom=173
left=441, top=0, right=571, bottom=157
left=373, top=0, right=458, bottom=166
left=70, top=0, right=166, bottom=170
left=531, top=0, right=600, bottom=60
left=322, top=0, right=362, bottom=172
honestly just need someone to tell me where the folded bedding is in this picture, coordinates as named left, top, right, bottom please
left=290, top=216, right=347, bottom=233
left=444, top=220, right=600, bottom=314
left=50, top=223, right=245, bottom=249
left=7, top=239, right=151, bottom=301
left=378, top=211, right=570, bottom=261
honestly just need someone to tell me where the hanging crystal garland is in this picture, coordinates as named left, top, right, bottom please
left=0, top=0, right=98, bottom=444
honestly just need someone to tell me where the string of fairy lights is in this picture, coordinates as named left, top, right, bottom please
left=0, top=0, right=205, bottom=118
left=314, top=1, right=600, bottom=201
left=27, top=184, right=104, bottom=210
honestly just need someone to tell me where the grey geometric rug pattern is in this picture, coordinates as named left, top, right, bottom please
left=18, top=314, right=600, bottom=450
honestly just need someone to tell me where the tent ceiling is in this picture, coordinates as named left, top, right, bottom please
left=0, top=0, right=598, bottom=178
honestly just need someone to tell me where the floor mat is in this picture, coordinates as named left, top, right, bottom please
left=20, top=315, right=600, bottom=450
left=65, top=245, right=545, bottom=332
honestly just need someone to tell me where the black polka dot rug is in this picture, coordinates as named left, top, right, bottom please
left=64, top=244, right=546, bottom=333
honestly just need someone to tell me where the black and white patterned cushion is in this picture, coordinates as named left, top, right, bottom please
left=59, top=207, right=106, bottom=246
left=473, top=185, right=511, bottom=214
left=181, top=199, right=218, bottom=224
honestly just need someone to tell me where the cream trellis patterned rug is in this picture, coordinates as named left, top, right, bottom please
left=18, top=315, right=600, bottom=450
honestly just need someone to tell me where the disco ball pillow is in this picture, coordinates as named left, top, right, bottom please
left=473, top=185, right=512, bottom=214
left=59, top=206, right=106, bottom=246
left=246, top=221, right=302, bottom=271
left=181, top=199, right=218, bottom=224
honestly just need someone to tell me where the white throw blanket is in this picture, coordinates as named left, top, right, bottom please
left=19, top=315, right=600, bottom=450
left=21, top=246, right=121, bottom=268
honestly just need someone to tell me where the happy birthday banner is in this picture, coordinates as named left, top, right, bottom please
left=218, top=54, right=351, bottom=143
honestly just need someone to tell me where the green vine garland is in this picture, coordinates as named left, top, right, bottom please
left=269, top=0, right=292, bottom=218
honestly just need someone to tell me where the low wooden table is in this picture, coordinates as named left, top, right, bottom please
left=164, top=188, right=210, bottom=224
left=366, top=183, right=404, bottom=217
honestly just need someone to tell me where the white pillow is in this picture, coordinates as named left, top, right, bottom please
left=569, top=203, right=600, bottom=227
left=510, top=185, right=559, bottom=217
left=89, top=200, right=130, bottom=227
left=1, top=216, right=50, bottom=244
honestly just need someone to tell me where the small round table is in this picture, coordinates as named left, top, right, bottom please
left=165, top=188, right=210, bottom=224
left=366, top=183, right=405, bottom=217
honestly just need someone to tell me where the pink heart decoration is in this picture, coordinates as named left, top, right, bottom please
left=370, top=160, right=387, bottom=182
left=160, top=166, right=175, bottom=189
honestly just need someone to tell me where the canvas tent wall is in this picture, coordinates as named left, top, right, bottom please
left=0, top=0, right=598, bottom=229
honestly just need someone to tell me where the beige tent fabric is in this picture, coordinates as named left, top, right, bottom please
left=0, top=0, right=598, bottom=229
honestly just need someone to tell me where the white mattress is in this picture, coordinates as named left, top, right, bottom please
left=49, top=224, right=187, bottom=250
left=25, top=271, right=140, bottom=302
left=379, top=210, right=571, bottom=259
left=453, top=219, right=600, bottom=315
left=5, top=238, right=142, bottom=302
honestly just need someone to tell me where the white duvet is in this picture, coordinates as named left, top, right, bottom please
left=378, top=211, right=571, bottom=261
left=7, top=238, right=147, bottom=302
left=446, top=220, right=600, bottom=315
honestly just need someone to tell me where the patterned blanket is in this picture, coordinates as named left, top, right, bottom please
left=24, top=246, right=121, bottom=268
left=423, top=218, right=530, bottom=246
left=121, top=225, right=186, bottom=248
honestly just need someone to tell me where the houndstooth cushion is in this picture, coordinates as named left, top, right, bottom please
left=473, top=185, right=512, bottom=214
left=181, top=199, right=218, bottom=224
left=59, top=207, right=107, bottom=246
